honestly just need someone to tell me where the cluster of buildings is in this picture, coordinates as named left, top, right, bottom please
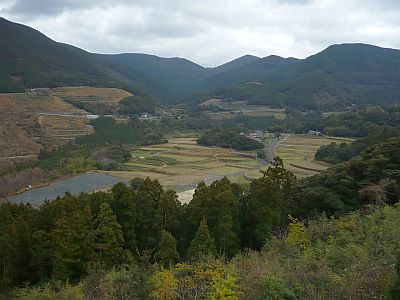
left=247, top=130, right=264, bottom=141
left=308, top=130, right=321, bottom=136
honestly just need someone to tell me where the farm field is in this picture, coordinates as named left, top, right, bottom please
left=52, top=87, right=132, bottom=114
left=0, top=92, right=92, bottom=158
left=199, top=99, right=286, bottom=120
left=102, top=137, right=265, bottom=190
left=276, top=134, right=350, bottom=177
left=207, top=107, right=286, bottom=121
left=0, top=87, right=132, bottom=157
left=52, top=87, right=131, bottom=104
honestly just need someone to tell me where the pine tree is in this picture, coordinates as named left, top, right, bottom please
left=187, top=218, right=216, bottom=260
left=93, top=203, right=125, bottom=268
left=155, top=230, right=179, bottom=268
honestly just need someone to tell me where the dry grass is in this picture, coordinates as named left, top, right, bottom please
left=0, top=93, right=86, bottom=114
left=199, top=98, right=225, bottom=107
left=276, top=135, right=335, bottom=177
left=123, top=137, right=263, bottom=187
left=52, top=87, right=132, bottom=103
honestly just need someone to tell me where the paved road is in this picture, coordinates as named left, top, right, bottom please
left=37, top=112, right=88, bottom=118
left=263, top=134, right=290, bottom=162
left=0, top=154, right=37, bottom=160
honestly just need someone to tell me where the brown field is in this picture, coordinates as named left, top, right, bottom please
left=207, top=107, right=286, bottom=121
left=199, top=98, right=226, bottom=107
left=0, top=87, right=133, bottom=158
left=0, top=93, right=86, bottom=114
left=52, top=87, right=132, bottom=115
left=276, top=135, right=347, bottom=177
left=52, top=87, right=132, bottom=104
left=199, top=99, right=286, bottom=120
left=103, top=137, right=265, bottom=190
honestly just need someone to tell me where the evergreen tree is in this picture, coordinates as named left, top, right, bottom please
left=111, top=183, right=137, bottom=252
left=0, top=221, right=15, bottom=289
left=30, top=230, right=52, bottom=282
left=155, top=230, right=179, bottom=268
left=187, top=178, right=241, bottom=255
left=187, top=218, right=216, bottom=260
left=51, top=212, right=81, bottom=281
left=93, top=203, right=125, bottom=268
left=390, top=255, right=400, bottom=300
left=161, top=189, right=181, bottom=236
left=244, top=156, right=296, bottom=249
left=134, top=178, right=164, bottom=250
left=214, top=190, right=241, bottom=257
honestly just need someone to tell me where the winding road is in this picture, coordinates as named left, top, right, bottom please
left=263, top=134, right=290, bottom=162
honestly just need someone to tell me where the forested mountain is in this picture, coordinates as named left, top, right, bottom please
left=2, top=17, right=400, bottom=109
left=213, top=44, right=400, bottom=110
left=0, top=18, right=120, bottom=92
left=210, top=54, right=260, bottom=73
left=92, top=53, right=210, bottom=103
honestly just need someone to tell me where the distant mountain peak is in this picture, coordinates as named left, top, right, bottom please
left=212, top=55, right=260, bottom=74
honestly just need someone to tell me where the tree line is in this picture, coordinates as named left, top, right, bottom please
left=1, top=138, right=399, bottom=298
left=198, top=128, right=264, bottom=151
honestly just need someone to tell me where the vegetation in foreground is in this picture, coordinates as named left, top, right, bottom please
left=1, top=137, right=399, bottom=299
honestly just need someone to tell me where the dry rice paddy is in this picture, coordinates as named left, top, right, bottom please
left=276, top=135, right=350, bottom=177
left=102, top=137, right=265, bottom=189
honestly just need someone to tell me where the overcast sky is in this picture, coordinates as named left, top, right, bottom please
left=1, top=0, right=400, bottom=66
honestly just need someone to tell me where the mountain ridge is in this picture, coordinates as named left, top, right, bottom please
left=1, top=17, right=400, bottom=110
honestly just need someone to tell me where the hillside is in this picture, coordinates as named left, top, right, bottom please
left=2, top=18, right=400, bottom=110
left=92, top=53, right=210, bottom=103
left=203, top=55, right=299, bottom=91
left=212, top=44, right=400, bottom=110
left=0, top=18, right=120, bottom=92
left=210, top=54, right=260, bottom=74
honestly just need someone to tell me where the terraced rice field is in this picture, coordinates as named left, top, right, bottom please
left=276, top=135, right=350, bottom=177
left=102, top=137, right=265, bottom=189
left=52, top=87, right=132, bottom=104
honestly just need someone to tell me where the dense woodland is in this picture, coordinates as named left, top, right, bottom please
left=1, top=137, right=399, bottom=299
left=197, top=129, right=264, bottom=150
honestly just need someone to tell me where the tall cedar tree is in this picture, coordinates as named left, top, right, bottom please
left=187, top=178, right=241, bottom=257
left=187, top=218, right=216, bottom=260
left=133, top=178, right=164, bottom=250
left=93, top=203, right=125, bottom=268
left=243, top=156, right=296, bottom=249
left=51, top=212, right=81, bottom=281
left=155, top=230, right=179, bottom=268
left=51, top=207, right=94, bottom=281
left=111, top=183, right=137, bottom=252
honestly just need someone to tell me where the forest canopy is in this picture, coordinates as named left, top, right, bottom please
left=197, top=128, right=264, bottom=150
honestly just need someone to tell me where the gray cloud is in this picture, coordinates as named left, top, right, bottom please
left=1, top=0, right=400, bottom=66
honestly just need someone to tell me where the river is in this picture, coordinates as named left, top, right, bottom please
left=8, top=172, right=125, bottom=207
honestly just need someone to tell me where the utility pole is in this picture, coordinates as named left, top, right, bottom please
left=26, top=184, right=32, bottom=203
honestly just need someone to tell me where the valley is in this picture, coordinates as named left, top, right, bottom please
left=6, top=133, right=337, bottom=205
left=1, top=13, right=400, bottom=300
